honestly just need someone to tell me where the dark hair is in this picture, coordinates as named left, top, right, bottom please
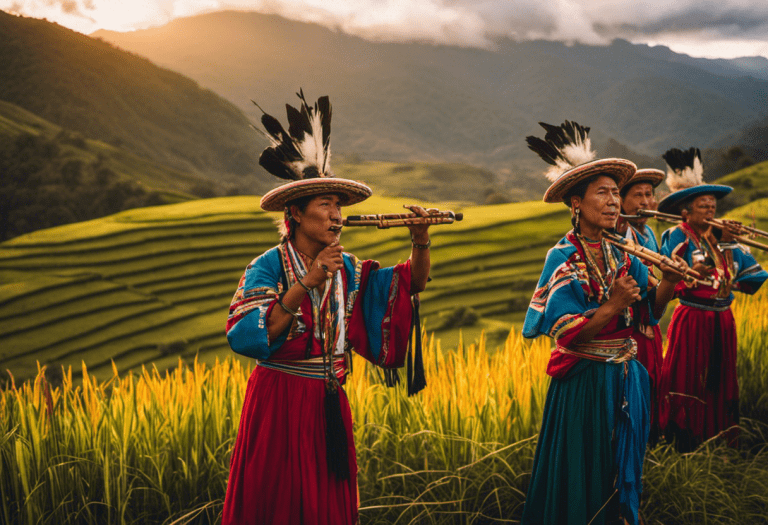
left=563, top=173, right=620, bottom=230
left=279, top=195, right=314, bottom=243
left=562, top=175, right=598, bottom=205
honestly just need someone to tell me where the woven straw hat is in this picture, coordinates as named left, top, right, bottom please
left=260, top=178, right=372, bottom=212
left=542, top=158, right=636, bottom=203
left=254, top=90, right=372, bottom=212
left=622, top=168, right=664, bottom=191
left=526, top=121, right=635, bottom=204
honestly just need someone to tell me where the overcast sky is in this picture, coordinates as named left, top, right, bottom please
left=4, top=0, right=768, bottom=59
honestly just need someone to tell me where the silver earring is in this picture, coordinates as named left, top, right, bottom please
left=574, top=207, right=580, bottom=231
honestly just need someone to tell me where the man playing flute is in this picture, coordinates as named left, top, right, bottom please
left=222, top=91, right=432, bottom=525
left=657, top=147, right=767, bottom=452
left=616, top=168, right=666, bottom=445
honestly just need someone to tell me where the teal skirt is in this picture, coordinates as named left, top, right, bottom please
left=522, top=359, right=650, bottom=525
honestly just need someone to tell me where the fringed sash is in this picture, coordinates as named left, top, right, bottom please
left=257, top=357, right=346, bottom=381
left=558, top=337, right=638, bottom=364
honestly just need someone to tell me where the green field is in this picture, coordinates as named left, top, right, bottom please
left=0, top=195, right=566, bottom=380
left=2, top=192, right=766, bottom=382
left=333, top=158, right=516, bottom=203
left=715, top=160, right=768, bottom=210
left=3, top=289, right=768, bottom=525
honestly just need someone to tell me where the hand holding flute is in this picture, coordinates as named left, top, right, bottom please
left=602, top=230, right=710, bottom=286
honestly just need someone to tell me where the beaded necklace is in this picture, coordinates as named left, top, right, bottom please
left=575, top=233, right=632, bottom=326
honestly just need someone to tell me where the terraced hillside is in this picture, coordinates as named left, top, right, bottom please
left=714, top=160, right=768, bottom=211
left=0, top=196, right=567, bottom=381
left=3, top=194, right=763, bottom=382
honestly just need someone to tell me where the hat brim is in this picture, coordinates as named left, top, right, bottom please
left=543, top=158, right=636, bottom=204
left=260, top=178, right=373, bottom=212
left=656, top=184, right=733, bottom=214
left=623, top=168, right=664, bottom=190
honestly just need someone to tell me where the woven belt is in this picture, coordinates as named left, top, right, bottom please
left=558, top=337, right=637, bottom=364
left=679, top=298, right=731, bottom=312
left=257, top=356, right=346, bottom=380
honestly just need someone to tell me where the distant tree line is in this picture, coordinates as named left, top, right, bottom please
left=0, top=131, right=165, bottom=241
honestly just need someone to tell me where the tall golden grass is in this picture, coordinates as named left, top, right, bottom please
left=2, top=287, right=767, bottom=524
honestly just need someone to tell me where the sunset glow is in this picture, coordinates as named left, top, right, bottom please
left=2, top=0, right=768, bottom=60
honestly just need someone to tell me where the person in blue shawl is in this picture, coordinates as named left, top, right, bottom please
left=655, top=147, right=768, bottom=452
left=521, top=122, right=686, bottom=525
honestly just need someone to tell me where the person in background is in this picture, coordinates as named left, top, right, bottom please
left=616, top=168, right=665, bottom=445
left=657, top=147, right=767, bottom=452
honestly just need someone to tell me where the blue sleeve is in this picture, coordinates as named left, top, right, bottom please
left=363, top=265, right=395, bottom=356
left=522, top=245, right=590, bottom=340
left=345, top=253, right=413, bottom=365
left=725, top=243, right=768, bottom=295
left=226, top=248, right=290, bottom=360
left=660, top=226, right=690, bottom=263
left=644, top=225, right=660, bottom=253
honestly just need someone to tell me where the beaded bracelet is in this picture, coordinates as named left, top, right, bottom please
left=297, top=279, right=312, bottom=293
left=277, top=298, right=300, bottom=318
left=412, top=237, right=431, bottom=249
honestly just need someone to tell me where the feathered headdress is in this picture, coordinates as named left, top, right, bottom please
left=255, top=90, right=371, bottom=212
left=526, top=121, right=596, bottom=182
left=662, top=147, right=703, bottom=192
left=526, top=120, right=635, bottom=204
left=255, top=89, right=333, bottom=180
left=656, top=146, right=732, bottom=214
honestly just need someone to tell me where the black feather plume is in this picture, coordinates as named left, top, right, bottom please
left=662, top=147, right=700, bottom=172
left=662, top=147, right=703, bottom=191
left=526, top=120, right=595, bottom=181
left=252, top=90, right=333, bottom=181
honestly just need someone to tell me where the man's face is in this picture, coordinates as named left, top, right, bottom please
left=293, top=194, right=343, bottom=246
left=682, top=194, right=716, bottom=230
left=621, top=182, right=655, bottom=226
left=573, top=175, right=620, bottom=232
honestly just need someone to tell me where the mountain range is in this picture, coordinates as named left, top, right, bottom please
left=93, top=10, right=768, bottom=193
left=1, top=9, right=767, bottom=202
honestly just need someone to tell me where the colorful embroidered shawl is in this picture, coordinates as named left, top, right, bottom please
left=523, top=231, right=653, bottom=378
left=226, top=243, right=414, bottom=370
left=660, top=222, right=767, bottom=303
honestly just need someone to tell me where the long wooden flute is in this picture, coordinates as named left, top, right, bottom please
left=342, top=210, right=463, bottom=229
left=636, top=210, right=768, bottom=252
left=602, top=230, right=712, bottom=286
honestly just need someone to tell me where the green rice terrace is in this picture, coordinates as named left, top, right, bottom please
left=0, top=195, right=561, bottom=380
left=1, top=194, right=766, bottom=382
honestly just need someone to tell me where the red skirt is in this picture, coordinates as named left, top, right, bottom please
left=658, top=304, right=739, bottom=447
left=221, top=366, right=358, bottom=525
left=633, top=324, right=663, bottom=435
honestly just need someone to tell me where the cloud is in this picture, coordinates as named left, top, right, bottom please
left=3, top=0, right=768, bottom=58
left=233, top=0, right=608, bottom=47
left=198, top=0, right=768, bottom=52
